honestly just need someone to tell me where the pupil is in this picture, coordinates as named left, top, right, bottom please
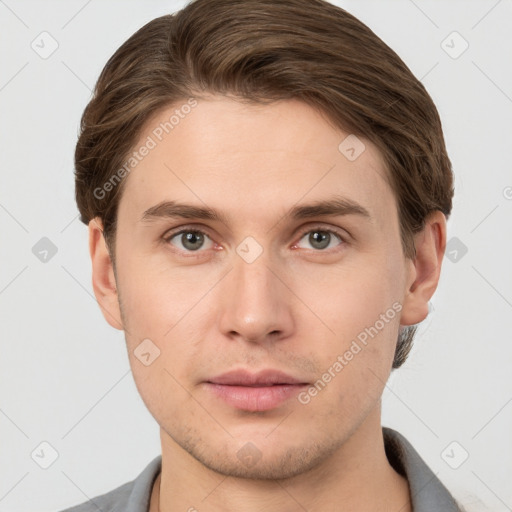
left=310, top=231, right=330, bottom=250
left=183, top=231, right=203, bottom=250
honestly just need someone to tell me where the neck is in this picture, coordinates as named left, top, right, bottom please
left=150, top=406, right=411, bottom=512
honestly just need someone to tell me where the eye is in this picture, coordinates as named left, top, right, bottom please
left=295, top=228, right=345, bottom=251
left=163, top=225, right=346, bottom=255
left=165, top=229, right=215, bottom=253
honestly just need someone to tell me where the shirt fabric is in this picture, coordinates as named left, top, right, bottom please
left=60, top=427, right=461, bottom=512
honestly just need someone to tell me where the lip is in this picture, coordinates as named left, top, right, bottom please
left=207, top=369, right=307, bottom=386
left=204, top=369, right=309, bottom=412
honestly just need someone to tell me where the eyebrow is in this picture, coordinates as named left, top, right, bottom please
left=140, top=196, right=371, bottom=225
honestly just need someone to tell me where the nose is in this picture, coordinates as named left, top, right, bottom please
left=217, top=248, right=295, bottom=345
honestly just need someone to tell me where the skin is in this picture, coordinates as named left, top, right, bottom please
left=89, top=96, right=446, bottom=512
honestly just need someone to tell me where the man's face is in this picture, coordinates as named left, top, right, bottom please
left=107, top=97, right=415, bottom=478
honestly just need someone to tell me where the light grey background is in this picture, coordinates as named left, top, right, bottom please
left=1, top=1, right=511, bottom=511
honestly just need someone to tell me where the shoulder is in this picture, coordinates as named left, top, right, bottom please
left=58, top=480, right=134, bottom=512
left=383, top=427, right=464, bottom=512
left=58, top=456, right=162, bottom=512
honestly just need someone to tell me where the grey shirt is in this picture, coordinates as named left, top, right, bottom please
left=60, top=427, right=462, bottom=512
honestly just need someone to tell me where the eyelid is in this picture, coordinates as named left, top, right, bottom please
left=162, top=223, right=215, bottom=241
left=292, top=224, right=348, bottom=250
left=162, top=224, right=217, bottom=257
left=162, top=222, right=349, bottom=254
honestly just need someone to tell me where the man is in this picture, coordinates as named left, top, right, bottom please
left=62, top=0, right=464, bottom=510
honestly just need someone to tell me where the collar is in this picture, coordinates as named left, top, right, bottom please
left=383, top=427, right=462, bottom=511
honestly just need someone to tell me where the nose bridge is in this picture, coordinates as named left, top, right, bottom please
left=218, top=243, right=294, bottom=343
left=234, top=250, right=274, bottom=305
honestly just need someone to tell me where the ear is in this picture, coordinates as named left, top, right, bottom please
left=400, top=210, right=447, bottom=326
left=88, top=217, right=124, bottom=330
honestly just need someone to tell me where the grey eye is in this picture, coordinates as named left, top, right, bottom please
left=308, top=231, right=331, bottom=250
left=297, top=230, right=343, bottom=250
left=180, top=231, right=205, bottom=251
left=168, top=230, right=214, bottom=252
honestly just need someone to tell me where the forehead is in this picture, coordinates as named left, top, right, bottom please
left=118, top=97, right=395, bottom=228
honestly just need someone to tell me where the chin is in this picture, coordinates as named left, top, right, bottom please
left=182, top=433, right=343, bottom=481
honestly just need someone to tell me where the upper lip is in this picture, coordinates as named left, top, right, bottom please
left=206, top=369, right=308, bottom=386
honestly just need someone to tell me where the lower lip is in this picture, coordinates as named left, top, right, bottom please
left=204, top=383, right=308, bottom=412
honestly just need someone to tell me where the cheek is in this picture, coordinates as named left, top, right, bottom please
left=116, top=259, right=221, bottom=404
left=128, top=352, right=193, bottom=430
left=290, top=255, right=403, bottom=396
left=116, top=254, right=221, bottom=341
left=299, top=325, right=398, bottom=425
left=293, top=253, right=404, bottom=339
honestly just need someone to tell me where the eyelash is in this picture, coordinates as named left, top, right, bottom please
left=162, top=224, right=347, bottom=257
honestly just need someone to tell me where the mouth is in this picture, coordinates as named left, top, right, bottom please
left=203, top=369, right=310, bottom=412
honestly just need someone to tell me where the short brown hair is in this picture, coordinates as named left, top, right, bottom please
left=74, top=0, right=454, bottom=368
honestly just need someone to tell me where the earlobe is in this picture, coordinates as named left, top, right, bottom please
left=88, top=217, right=124, bottom=330
left=400, top=211, right=447, bottom=327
